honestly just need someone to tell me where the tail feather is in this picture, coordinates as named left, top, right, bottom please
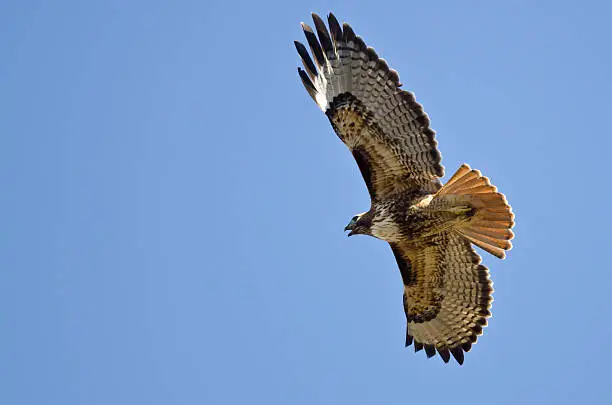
left=445, top=164, right=471, bottom=185
left=437, top=164, right=514, bottom=259
left=446, top=176, right=489, bottom=195
left=460, top=229, right=512, bottom=250
left=462, top=235, right=507, bottom=259
left=477, top=203, right=510, bottom=210
left=480, top=211, right=515, bottom=222
left=470, top=219, right=513, bottom=229
left=441, top=166, right=486, bottom=194
left=466, top=226, right=514, bottom=240
left=461, top=184, right=498, bottom=194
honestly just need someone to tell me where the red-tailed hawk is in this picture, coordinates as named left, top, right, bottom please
left=295, top=13, right=514, bottom=365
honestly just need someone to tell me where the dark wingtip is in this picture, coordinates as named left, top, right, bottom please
left=342, top=22, right=356, bottom=42
left=437, top=348, right=451, bottom=363
left=294, top=40, right=318, bottom=79
left=311, top=12, right=334, bottom=54
left=301, top=21, right=326, bottom=68
left=327, top=13, right=343, bottom=46
left=366, top=46, right=378, bottom=61
left=424, top=344, right=436, bottom=358
left=450, top=347, right=465, bottom=365
left=405, top=332, right=413, bottom=347
left=414, top=341, right=423, bottom=352
left=389, top=69, right=400, bottom=86
left=297, top=67, right=315, bottom=88
left=298, top=67, right=318, bottom=101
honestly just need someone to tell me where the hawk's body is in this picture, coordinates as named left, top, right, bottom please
left=295, top=13, right=514, bottom=364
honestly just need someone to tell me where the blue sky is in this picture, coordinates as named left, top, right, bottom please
left=2, top=1, right=612, bottom=404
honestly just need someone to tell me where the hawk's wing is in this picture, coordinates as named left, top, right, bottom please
left=295, top=13, right=444, bottom=199
left=390, top=232, right=493, bottom=365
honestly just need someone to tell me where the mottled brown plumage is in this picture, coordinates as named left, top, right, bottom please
left=295, top=13, right=514, bottom=365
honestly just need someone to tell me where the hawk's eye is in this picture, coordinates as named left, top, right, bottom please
left=352, top=216, right=359, bottom=223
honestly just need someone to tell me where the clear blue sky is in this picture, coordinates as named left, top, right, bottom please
left=2, top=1, right=611, bottom=404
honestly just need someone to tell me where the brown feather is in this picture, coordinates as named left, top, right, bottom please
left=470, top=219, right=514, bottom=229
left=461, top=235, right=506, bottom=259
left=468, top=226, right=514, bottom=240
left=444, top=163, right=471, bottom=186
left=460, top=229, right=512, bottom=250
left=463, top=184, right=498, bottom=194
left=296, top=14, right=444, bottom=198
left=392, top=232, right=493, bottom=365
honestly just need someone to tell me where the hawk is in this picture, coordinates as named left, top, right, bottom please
left=294, top=13, right=514, bottom=365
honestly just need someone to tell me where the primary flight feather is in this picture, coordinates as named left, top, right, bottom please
left=294, top=13, right=515, bottom=365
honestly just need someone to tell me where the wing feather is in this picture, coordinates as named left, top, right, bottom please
left=301, top=22, right=325, bottom=69
left=297, top=68, right=317, bottom=102
left=327, top=13, right=343, bottom=49
left=312, top=13, right=334, bottom=55
left=294, top=41, right=317, bottom=80
left=391, top=232, right=493, bottom=364
left=295, top=13, right=443, bottom=199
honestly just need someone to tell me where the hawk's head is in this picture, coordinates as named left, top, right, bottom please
left=344, top=212, right=372, bottom=236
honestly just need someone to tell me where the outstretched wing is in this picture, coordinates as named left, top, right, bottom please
left=295, top=13, right=444, bottom=199
left=390, top=232, right=493, bottom=365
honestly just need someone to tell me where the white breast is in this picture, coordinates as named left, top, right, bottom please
left=370, top=216, right=403, bottom=242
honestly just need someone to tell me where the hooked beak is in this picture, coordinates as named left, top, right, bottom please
left=344, top=224, right=355, bottom=236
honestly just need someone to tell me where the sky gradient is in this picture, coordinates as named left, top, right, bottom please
left=2, top=1, right=612, bottom=404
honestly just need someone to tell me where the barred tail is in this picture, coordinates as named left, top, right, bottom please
left=438, top=164, right=515, bottom=259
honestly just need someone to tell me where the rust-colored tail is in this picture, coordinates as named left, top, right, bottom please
left=437, top=164, right=514, bottom=259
